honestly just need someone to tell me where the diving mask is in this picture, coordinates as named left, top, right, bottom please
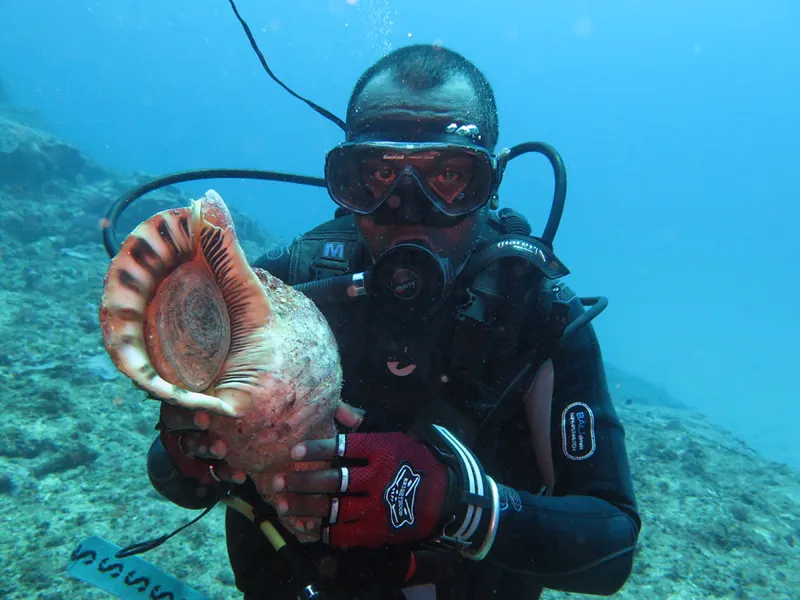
left=324, top=141, right=498, bottom=217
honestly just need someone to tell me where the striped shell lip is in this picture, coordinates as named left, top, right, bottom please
left=99, top=190, right=272, bottom=418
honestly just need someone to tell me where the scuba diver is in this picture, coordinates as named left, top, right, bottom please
left=140, top=43, right=641, bottom=600
left=79, top=5, right=639, bottom=593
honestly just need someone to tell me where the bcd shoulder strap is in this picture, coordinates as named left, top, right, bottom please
left=284, top=213, right=367, bottom=284
left=449, top=259, right=571, bottom=425
left=273, top=209, right=570, bottom=417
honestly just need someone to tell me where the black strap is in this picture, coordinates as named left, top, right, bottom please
left=452, top=263, right=540, bottom=389
left=114, top=500, right=220, bottom=558
left=472, top=298, right=570, bottom=446
left=451, top=269, right=571, bottom=442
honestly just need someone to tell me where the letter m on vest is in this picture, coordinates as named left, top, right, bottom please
left=323, top=242, right=345, bottom=259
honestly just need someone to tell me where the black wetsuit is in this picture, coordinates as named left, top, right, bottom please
left=148, top=215, right=641, bottom=600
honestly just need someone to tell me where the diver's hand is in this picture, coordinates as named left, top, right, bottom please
left=272, top=431, right=451, bottom=547
left=158, top=404, right=247, bottom=485
left=158, top=402, right=366, bottom=486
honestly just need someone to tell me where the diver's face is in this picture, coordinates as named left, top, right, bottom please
left=347, top=74, right=490, bottom=267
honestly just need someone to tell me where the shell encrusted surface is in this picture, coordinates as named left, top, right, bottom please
left=211, top=269, right=342, bottom=475
left=99, top=189, right=342, bottom=497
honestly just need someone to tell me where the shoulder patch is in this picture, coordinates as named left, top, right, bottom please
left=561, top=402, right=596, bottom=460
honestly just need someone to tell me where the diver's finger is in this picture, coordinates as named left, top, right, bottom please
left=208, top=463, right=247, bottom=485
left=275, top=493, right=330, bottom=518
left=272, top=469, right=341, bottom=494
left=281, top=516, right=323, bottom=543
left=334, top=402, right=366, bottom=430
left=180, top=432, right=227, bottom=460
left=291, top=438, right=337, bottom=462
left=160, top=404, right=210, bottom=431
left=297, top=518, right=323, bottom=541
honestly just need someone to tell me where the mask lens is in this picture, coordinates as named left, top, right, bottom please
left=325, top=143, right=494, bottom=216
left=325, top=145, right=382, bottom=214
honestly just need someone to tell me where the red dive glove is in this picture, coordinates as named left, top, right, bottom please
left=325, top=432, right=449, bottom=547
left=292, top=425, right=501, bottom=560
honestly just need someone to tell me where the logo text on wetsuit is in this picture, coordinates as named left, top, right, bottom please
left=323, top=242, right=345, bottom=259
left=561, top=402, right=596, bottom=460
left=496, top=239, right=547, bottom=263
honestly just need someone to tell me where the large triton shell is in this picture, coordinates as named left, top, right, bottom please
left=99, top=190, right=342, bottom=507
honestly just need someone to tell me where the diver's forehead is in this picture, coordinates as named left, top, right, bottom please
left=350, top=72, right=481, bottom=128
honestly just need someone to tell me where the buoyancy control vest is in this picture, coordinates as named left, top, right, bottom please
left=252, top=209, right=581, bottom=465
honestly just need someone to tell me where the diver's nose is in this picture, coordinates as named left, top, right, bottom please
left=389, top=177, right=426, bottom=223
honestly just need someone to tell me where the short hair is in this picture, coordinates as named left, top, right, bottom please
left=346, top=44, right=499, bottom=150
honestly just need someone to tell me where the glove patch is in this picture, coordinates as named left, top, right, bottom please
left=383, top=462, right=422, bottom=529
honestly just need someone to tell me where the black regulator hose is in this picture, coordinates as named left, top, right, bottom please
left=293, top=273, right=368, bottom=304
left=101, top=147, right=568, bottom=260
left=499, top=141, right=567, bottom=248
left=102, top=168, right=326, bottom=258
left=561, top=296, right=609, bottom=343
left=497, top=208, right=533, bottom=236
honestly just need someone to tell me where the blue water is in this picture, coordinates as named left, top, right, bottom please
left=1, top=0, right=798, bottom=467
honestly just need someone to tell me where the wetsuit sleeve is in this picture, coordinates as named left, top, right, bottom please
left=482, top=293, right=641, bottom=595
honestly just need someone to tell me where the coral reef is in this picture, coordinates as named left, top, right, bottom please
left=0, top=109, right=797, bottom=600
left=0, top=116, right=109, bottom=187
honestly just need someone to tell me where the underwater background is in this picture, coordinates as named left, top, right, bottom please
left=0, top=1, right=798, bottom=598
